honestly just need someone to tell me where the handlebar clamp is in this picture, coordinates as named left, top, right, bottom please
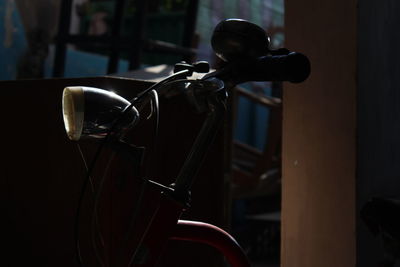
left=184, top=78, right=226, bottom=114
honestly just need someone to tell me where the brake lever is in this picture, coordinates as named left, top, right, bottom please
left=146, top=90, right=159, bottom=120
left=174, top=61, right=210, bottom=75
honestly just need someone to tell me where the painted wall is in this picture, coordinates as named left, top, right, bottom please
left=282, top=0, right=357, bottom=266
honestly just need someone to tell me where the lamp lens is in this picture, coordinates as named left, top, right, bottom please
left=62, top=87, right=84, bottom=141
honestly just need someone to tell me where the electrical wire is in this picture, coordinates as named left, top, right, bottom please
left=77, top=142, right=113, bottom=267
left=77, top=144, right=95, bottom=194
left=130, top=70, right=190, bottom=103
left=74, top=105, right=148, bottom=266
left=73, top=71, right=188, bottom=267
left=74, top=139, right=108, bottom=267
left=74, top=101, right=137, bottom=266
left=91, top=152, right=115, bottom=267
left=127, top=205, right=160, bottom=267
left=77, top=142, right=109, bottom=267
left=145, top=90, right=160, bottom=177
left=147, top=90, right=159, bottom=143
left=123, top=90, right=160, bottom=265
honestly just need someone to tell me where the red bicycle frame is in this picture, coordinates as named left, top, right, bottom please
left=131, top=193, right=250, bottom=267
left=121, top=77, right=250, bottom=266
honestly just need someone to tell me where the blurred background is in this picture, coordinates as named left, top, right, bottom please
left=1, top=0, right=284, bottom=80
left=0, top=0, right=284, bottom=266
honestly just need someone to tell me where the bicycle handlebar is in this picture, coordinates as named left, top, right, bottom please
left=242, top=52, right=310, bottom=83
left=207, top=51, right=310, bottom=86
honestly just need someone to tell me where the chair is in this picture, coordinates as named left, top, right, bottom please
left=53, top=0, right=199, bottom=77
left=231, top=82, right=282, bottom=200
left=230, top=82, right=283, bottom=262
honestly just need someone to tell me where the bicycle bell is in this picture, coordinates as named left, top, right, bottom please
left=211, top=19, right=271, bottom=62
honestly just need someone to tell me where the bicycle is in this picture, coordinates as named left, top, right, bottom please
left=61, top=18, right=310, bottom=267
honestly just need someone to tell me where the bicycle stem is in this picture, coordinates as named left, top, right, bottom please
left=172, top=87, right=227, bottom=203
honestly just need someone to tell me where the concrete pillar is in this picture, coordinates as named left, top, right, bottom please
left=282, top=1, right=357, bottom=266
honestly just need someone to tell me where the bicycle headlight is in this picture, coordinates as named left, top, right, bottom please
left=62, top=86, right=139, bottom=141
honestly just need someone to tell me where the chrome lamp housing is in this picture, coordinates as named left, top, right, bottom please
left=62, top=86, right=139, bottom=141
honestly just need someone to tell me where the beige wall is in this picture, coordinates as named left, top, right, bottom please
left=282, top=1, right=357, bottom=266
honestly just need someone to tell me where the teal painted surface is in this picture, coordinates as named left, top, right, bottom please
left=62, top=49, right=129, bottom=78
left=234, top=83, right=272, bottom=150
left=44, top=47, right=129, bottom=78
left=249, top=0, right=262, bottom=25
left=223, top=0, right=238, bottom=18
left=0, top=0, right=27, bottom=80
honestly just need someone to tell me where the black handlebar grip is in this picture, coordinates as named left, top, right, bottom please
left=236, top=52, right=311, bottom=84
